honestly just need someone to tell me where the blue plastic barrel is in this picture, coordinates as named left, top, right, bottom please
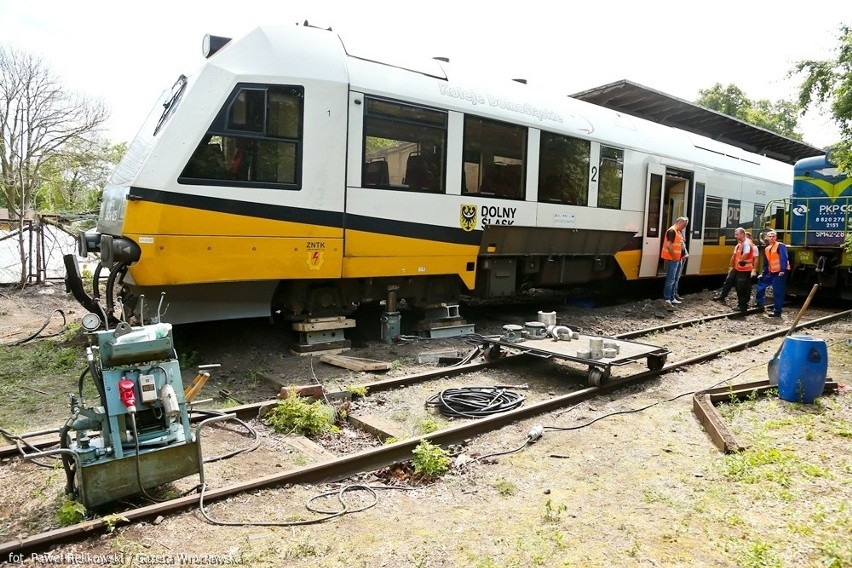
left=777, top=335, right=828, bottom=404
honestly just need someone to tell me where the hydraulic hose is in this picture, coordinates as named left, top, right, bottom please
left=425, top=386, right=525, bottom=418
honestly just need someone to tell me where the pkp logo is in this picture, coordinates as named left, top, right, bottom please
left=792, top=204, right=808, bottom=216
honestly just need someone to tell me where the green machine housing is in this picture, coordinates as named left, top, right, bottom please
left=64, top=321, right=200, bottom=508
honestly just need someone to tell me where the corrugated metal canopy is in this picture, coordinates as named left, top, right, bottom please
left=571, top=80, right=825, bottom=165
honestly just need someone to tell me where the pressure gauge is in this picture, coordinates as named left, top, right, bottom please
left=81, top=313, right=101, bottom=332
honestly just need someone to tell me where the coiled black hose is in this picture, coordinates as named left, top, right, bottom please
left=425, top=387, right=525, bottom=418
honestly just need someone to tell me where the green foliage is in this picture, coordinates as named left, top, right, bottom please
left=56, top=499, right=86, bottom=526
left=102, top=513, right=129, bottom=534
left=494, top=479, right=517, bottom=496
left=416, top=416, right=441, bottom=434
left=696, top=83, right=802, bottom=140
left=542, top=498, right=567, bottom=523
left=792, top=25, right=852, bottom=169
left=263, top=391, right=338, bottom=437
left=818, top=539, right=852, bottom=568
left=0, top=342, right=81, bottom=378
left=36, top=138, right=126, bottom=214
left=177, top=348, right=200, bottom=370
left=724, top=444, right=830, bottom=486
left=737, top=538, right=782, bottom=568
left=411, top=440, right=450, bottom=476
left=344, top=385, right=368, bottom=398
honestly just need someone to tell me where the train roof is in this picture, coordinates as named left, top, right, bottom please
left=571, top=80, right=825, bottom=165
left=181, top=26, right=792, bottom=186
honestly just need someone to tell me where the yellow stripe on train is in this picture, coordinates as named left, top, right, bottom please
left=122, top=200, right=344, bottom=239
left=343, top=229, right=478, bottom=288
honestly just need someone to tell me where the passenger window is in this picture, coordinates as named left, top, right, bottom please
left=462, top=116, right=526, bottom=199
left=362, top=98, right=447, bottom=193
left=180, top=84, right=303, bottom=188
left=538, top=132, right=589, bottom=205
left=597, top=146, right=623, bottom=209
left=703, top=196, right=723, bottom=245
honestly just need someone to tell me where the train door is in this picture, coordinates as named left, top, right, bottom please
left=639, top=165, right=691, bottom=277
left=639, top=164, right=666, bottom=277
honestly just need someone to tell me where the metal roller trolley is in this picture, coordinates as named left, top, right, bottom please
left=479, top=322, right=670, bottom=386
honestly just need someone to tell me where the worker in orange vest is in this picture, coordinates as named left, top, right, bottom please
left=755, top=231, right=789, bottom=318
left=730, top=227, right=756, bottom=316
left=661, top=216, right=689, bottom=309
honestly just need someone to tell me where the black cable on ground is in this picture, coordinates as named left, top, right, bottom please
left=3, top=309, right=66, bottom=346
left=198, top=483, right=412, bottom=527
left=426, top=386, right=525, bottom=418
left=544, top=359, right=797, bottom=457
left=192, top=409, right=260, bottom=462
left=0, top=426, right=62, bottom=469
left=475, top=425, right=544, bottom=462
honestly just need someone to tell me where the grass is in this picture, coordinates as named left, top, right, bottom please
left=709, top=384, right=852, bottom=566
left=0, top=334, right=91, bottom=431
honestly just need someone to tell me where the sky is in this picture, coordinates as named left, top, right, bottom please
left=1, top=0, right=849, bottom=149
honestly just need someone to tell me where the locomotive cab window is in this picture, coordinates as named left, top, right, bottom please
left=180, top=84, right=303, bottom=188
left=462, top=116, right=526, bottom=199
left=362, top=98, right=447, bottom=193
left=538, top=132, right=590, bottom=206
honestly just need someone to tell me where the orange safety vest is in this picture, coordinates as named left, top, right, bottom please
left=734, top=241, right=755, bottom=272
left=660, top=225, right=684, bottom=261
left=765, top=242, right=782, bottom=272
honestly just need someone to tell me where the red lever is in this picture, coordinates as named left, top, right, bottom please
left=119, top=378, right=137, bottom=413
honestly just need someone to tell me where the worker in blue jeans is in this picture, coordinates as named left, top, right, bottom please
left=661, top=217, right=689, bottom=308
left=755, top=231, right=788, bottom=317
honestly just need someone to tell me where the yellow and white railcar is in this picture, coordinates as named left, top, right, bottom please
left=72, top=24, right=791, bottom=324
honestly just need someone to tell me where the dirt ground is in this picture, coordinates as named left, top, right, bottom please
left=1, top=281, right=851, bottom=567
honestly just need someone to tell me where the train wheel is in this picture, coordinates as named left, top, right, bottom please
left=486, top=343, right=502, bottom=361
left=588, top=367, right=608, bottom=387
left=647, top=354, right=667, bottom=372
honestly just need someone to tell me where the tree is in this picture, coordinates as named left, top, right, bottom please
left=792, top=25, right=852, bottom=172
left=37, top=137, right=125, bottom=215
left=696, top=83, right=803, bottom=140
left=0, top=46, right=108, bottom=284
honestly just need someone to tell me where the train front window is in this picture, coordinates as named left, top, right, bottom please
left=597, top=146, right=623, bottom=209
left=538, top=132, right=589, bottom=205
left=180, top=84, right=303, bottom=188
left=462, top=116, right=526, bottom=199
left=362, top=98, right=447, bottom=193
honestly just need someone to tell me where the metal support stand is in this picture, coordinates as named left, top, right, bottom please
left=380, top=286, right=401, bottom=344
left=291, top=317, right=354, bottom=354
left=416, top=303, right=475, bottom=339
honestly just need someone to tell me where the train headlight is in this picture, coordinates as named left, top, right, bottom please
left=202, top=34, right=232, bottom=59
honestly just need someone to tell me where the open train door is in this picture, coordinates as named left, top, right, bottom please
left=639, top=163, right=667, bottom=277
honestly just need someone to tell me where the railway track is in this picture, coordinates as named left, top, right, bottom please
left=2, top=306, right=850, bottom=559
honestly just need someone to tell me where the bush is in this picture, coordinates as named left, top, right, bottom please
left=264, top=390, right=338, bottom=437
left=411, top=440, right=451, bottom=477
